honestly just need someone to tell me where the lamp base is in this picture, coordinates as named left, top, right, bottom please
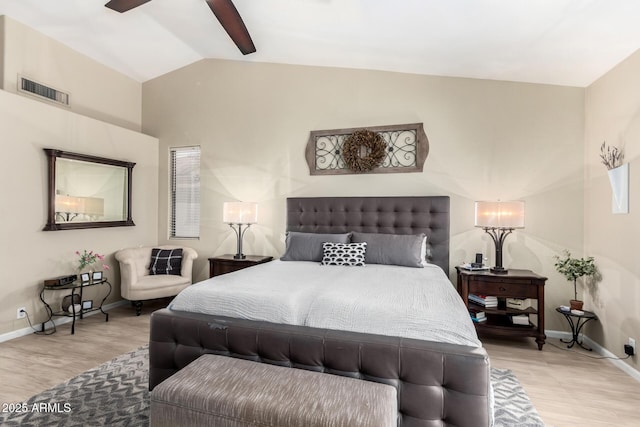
left=490, top=266, right=508, bottom=274
left=228, top=223, right=251, bottom=261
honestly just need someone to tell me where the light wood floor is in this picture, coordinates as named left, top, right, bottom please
left=1, top=301, right=639, bottom=427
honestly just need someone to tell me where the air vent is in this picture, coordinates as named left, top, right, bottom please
left=18, top=76, right=70, bottom=106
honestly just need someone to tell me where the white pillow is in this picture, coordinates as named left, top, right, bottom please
left=421, top=235, right=429, bottom=266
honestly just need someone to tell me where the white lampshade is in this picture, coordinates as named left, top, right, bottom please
left=223, top=202, right=258, bottom=224
left=82, top=197, right=104, bottom=217
left=55, top=195, right=84, bottom=214
left=475, top=200, right=525, bottom=229
left=55, top=195, right=104, bottom=217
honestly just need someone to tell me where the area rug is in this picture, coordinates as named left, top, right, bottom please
left=0, top=346, right=544, bottom=426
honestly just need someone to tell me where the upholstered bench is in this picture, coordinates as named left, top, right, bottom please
left=150, top=354, right=397, bottom=427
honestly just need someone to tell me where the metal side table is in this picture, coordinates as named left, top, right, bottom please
left=40, top=279, right=111, bottom=334
left=556, top=307, right=598, bottom=351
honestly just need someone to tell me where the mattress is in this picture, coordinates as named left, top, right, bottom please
left=169, top=260, right=481, bottom=347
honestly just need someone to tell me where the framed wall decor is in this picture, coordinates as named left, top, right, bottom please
left=305, top=123, right=429, bottom=175
left=80, top=273, right=90, bottom=283
left=43, top=149, right=136, bottom=231
left=92, top=271, right=103, bottom=282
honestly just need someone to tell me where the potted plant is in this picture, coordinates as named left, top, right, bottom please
left=76, top=249, right=110, bottom=275
left=554, top=250, right=597, bottom=310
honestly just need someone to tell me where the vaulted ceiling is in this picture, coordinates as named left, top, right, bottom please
left=1, top=0, right=640, bottom=86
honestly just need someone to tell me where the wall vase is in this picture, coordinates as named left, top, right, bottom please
left=607, top=163, right=629, bottom=214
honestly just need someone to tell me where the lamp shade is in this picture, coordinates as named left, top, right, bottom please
left=55, top=195, right=84, bottom=214
left=223, top=202, right=258, bottom=224
left=475, top=200, right=525, bottom=229
left=55, top=195, right=104, bottom=217
left=82, top=197, right=104, bottom=217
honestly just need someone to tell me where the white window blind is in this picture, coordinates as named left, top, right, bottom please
left=170, top=146, right=201, bottom=239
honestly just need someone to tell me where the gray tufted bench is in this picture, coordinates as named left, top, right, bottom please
left=150, top=354, right=397, bottom=427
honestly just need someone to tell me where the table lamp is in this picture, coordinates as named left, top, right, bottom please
left=223, top=202, right=258, bottom=259
left=474, top=200, right=525, bottom=274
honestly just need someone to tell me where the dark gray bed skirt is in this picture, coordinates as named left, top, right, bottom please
left=149, top=308, right=491, bottom=427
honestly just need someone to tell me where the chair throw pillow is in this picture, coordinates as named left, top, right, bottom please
left=149, top=248, right=183, bottom=275
left=320, top=242, right=367, bottom=266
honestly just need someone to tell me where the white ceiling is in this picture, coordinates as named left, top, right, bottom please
left=1, top=0, right=640, bottom=86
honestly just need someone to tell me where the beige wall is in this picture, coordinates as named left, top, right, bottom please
left=0, top=15, right=157, bottom=337
left=0, top=16, right=142, bottom=132
left=142, top=59, right=585, bottom=331
left=0, top=17, right=4, bottom=86
left=585, top=48, right=640, bottom=370
left=0, top=88, right=159, bottom=336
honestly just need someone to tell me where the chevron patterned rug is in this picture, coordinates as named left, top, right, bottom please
left=0, top=346, right=544, bottom=426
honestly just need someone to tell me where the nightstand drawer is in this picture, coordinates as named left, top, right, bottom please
left=469, top=281, right=538, bottom=299
left=209, top=255, right=273, bottom=278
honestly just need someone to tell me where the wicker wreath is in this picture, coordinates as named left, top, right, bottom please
left=342, top=129, right=386, bottom=172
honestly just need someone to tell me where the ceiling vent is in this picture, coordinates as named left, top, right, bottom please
left=18, top=76, right=70, bottom=107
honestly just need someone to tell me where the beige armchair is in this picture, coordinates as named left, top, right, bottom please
left=115, top=245, right=198, bottom=315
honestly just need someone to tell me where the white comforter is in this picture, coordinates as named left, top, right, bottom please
left=169, top=260, right=481, bottom=347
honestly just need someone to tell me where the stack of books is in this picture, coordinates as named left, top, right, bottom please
left=469, top=310, right=486, bottom=323
left=468, top=293, right=498, bottom=308
left=510, top=314, right=530, bottom=326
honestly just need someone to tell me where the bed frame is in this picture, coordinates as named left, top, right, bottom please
left=149, top=196, right=491, bottom=427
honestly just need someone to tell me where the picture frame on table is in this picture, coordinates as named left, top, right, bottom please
left=82, top=300, right=93, bottom=310
left=80, top=273, right=91, bottom=283
left=92, top=271, right=103, bottom=282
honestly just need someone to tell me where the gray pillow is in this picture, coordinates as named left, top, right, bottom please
left=351, top=232, right=425, bottom=268
left=281, top=232, right=351, bottom=262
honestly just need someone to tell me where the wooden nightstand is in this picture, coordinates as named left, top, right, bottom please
left=208, top=255, right=273, bottom=278
left=456, top=267, right=547, bottom=350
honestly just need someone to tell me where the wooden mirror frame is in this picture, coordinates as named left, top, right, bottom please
left=43, top=149, right=136, bottom=231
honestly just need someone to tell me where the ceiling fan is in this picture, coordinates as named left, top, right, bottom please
left=104, top=0, right=256, bottom=55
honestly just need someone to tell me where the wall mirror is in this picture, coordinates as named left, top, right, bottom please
left=43, top=149, right=135, bottom=231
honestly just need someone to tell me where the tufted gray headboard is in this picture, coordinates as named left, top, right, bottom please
left=286, top=196, right=450, bottom=275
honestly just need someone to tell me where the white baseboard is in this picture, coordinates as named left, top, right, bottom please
left=0, top=300, right=128, bottom=343
left=546, top=329, right=640, bottom=383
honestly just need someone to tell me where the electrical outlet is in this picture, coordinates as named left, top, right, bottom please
left=16, top=307, right=26, bottom=319
left=629, top=338, right=636, bottom=355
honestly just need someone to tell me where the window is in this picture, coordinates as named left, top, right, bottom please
left=170, top=146, right=200, bottom=238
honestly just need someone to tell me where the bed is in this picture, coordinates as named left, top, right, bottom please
left=149, top=196, right=492, bottom=427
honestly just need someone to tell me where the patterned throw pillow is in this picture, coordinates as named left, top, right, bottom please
left=149, top=248, right=183, bottom=275
left=320, top=242, right=367, bottom=266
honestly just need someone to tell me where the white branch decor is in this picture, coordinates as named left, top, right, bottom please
left=600, top=141, right=629, bottom=214
left=608, top=163, right=629, bottom=214
left=600, top=141, right=624, bottom=170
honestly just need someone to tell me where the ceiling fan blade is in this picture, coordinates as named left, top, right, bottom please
left=206, top=0, right=256, bottom=55
left=105, top=0, right=152, bottom=13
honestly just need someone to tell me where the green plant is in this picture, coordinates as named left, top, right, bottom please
left=553, top=250, right=596, bottom=301
left=76, top=250, right=110, bottom=272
